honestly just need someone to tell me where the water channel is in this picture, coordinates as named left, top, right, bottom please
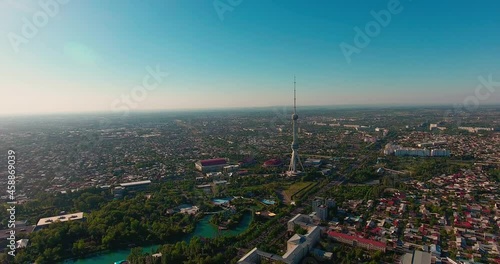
left=66, top=212, right=252, bottom=264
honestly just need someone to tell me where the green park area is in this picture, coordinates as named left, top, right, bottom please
left=283, top=181, right=314, bottom=201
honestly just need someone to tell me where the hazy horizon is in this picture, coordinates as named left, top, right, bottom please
left=1, top=0, right=499, bottom=115
left=1, top=102, right=499, bottom=119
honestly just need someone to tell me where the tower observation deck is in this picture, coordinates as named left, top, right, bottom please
left=287, top=76, right=304, bottom=176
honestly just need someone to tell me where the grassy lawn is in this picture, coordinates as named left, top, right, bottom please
left=284, top=181, right=313, bottom=200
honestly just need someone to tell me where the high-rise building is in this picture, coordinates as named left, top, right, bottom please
left=326, top=198, right=336, bottom=209
left=312, top=197, right=324, bottom=209
left=316, top=205, right=328, bottom=221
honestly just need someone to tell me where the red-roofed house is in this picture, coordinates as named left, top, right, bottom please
left=455, top=221, right=473, bottom=229
left=370, top=227, right=382, bottom=235
left=327, top=231, right=386, bottom=252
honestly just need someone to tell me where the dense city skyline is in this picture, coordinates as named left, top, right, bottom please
left=1, top=0, right=499, bottom=115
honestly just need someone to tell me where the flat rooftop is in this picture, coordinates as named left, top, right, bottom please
left=402, top=250, right=431, bottom=264
left=36, top=212, right=84, bottom=227
left=198, top=158, right=227, bottom=166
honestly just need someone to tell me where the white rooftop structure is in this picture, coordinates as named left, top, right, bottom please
left=239, top=215, right=323, bottom=264
left=16, top=239, right=29, bottom=248
left=282, top=226, right=320, bottom=263
left=288, top=214, right=314, bottom=231
left=36, top=212, right=84, bottom=227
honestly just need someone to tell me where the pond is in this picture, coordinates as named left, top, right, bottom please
left=66, top=212, right=252, bottom=264
left=261, top=199, right=276, bottom=205
left=212, top=197, right=233, bottom=205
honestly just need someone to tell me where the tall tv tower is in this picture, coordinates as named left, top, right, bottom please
left=288, top=76, right=304, bottom=176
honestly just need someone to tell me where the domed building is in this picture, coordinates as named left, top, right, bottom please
left=263, top=158, right=283, bottom=168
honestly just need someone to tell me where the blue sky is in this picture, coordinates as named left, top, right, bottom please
left=1, top=0, right=499, bottom=115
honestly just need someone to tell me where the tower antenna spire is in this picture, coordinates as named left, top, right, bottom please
left=294, top=75, right=296, bottom=114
